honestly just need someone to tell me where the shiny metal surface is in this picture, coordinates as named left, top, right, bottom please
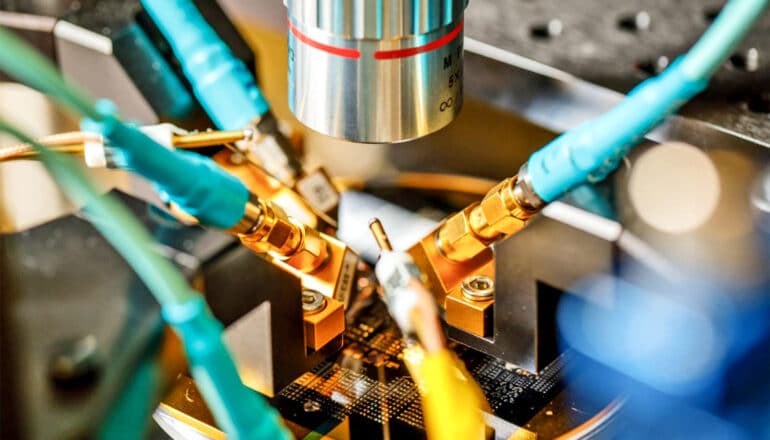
left=450, top=137, right=770, bottom=372
left=286, top=0, right=468, bottom=143
left=302, top=295, right=345, bottom=350
left=433, top=176, right=535, bottom=262
left=513, top=164, right=546, bottom=211
left=301, top=289, right=326, bottom=314
left=461, top=275, right=495, bottom=301
left=462, top=40, right=770, bottom=150
left=446, top=274, right=495, bottom=337
left=225, top=193, right=263, bottom=235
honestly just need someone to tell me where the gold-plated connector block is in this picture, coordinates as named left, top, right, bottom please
left=407, top=173, right=548, bottom=338
left=445, top=273, right=495, bottom=338
left=445, top=292, right=493, bottom=337
left=303, top=293, right=345, bottom=350
left=471, top=179, right=529, bottom=239
left=230, top=195, right=351, bottom=348
left=406, top=177, right=526, bottom=312
left=273, top=233, right=358, bottom=304
left=283, top=224, right=329, bottom=273
left=407, top=231, right=493, bottom=308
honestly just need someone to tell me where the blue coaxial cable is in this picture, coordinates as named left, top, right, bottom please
left=140, top=0, right=307, bottom=181
left=140, top=0, right=270, bottom=130
left=526, top=0, right=769, bottom=203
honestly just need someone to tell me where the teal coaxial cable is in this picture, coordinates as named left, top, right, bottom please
left=525, top=0, right=769, bottom=203
left=0, top=120, right=291, bottom=440
left=112, top=22, right=197, bottom=119
left=422, top=0, right=769, bottom=267
left=0, top=26, right=249, bottom=230
left=140, top=0, right=270, bottom=130
left=140, top=0, right=307, bottom=181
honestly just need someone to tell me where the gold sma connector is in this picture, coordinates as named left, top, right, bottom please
left=436, top=176, right=538, bottom=263
left=405, top=174, right=543, bottom=337
left=235, top=195, right=358, bottom=305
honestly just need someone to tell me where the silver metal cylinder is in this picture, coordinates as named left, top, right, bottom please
left=285, top=1, right=469, bottom=143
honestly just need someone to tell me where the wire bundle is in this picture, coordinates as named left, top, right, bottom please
left=0, top=28, right=290, bottom=440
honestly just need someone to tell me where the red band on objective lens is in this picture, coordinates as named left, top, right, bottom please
left=288, top=17, right=361, bottom=59
left=374, top=20, right=464, bottom=60
left=288, top=17, right=463, bottom=61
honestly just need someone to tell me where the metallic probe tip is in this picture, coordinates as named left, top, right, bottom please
left=369, top=218, right=393, bottom=252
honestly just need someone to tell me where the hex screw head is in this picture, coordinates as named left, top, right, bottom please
left=49, top=334, right=101, bottom=388
left=461, top=275, right=495, bottom=301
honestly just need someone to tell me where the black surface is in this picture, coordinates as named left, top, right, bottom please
left=467, top=0, right=770, bottom=94
left=275, top=300, right=568, bottom=439
left=465, top=0, right=770, bottom=143
left=1, top=194, right=172, bottom=438
left=0, top=215, right=15, bottom=439
left=0, top=0, right=84, bottom=16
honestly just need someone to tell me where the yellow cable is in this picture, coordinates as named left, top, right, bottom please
left=404, top=346, right=488, bottom=440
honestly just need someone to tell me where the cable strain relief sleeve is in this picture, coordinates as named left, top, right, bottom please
left=161, top=296, right=223, bottom=354
left=81, top=107, right=249, bottom=229
left=80, top=99, right=120, bottom=136
left=140, top=0, right=271, bottom=130
left=156, top=148, right=250, bottom=228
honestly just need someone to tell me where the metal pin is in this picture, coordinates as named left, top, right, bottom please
left=369, top=218, right=393, bottom=252
left=171, top=130, right=250, bottom=149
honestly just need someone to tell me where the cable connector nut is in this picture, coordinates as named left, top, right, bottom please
left=436, top=176, right=539, bottom=262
